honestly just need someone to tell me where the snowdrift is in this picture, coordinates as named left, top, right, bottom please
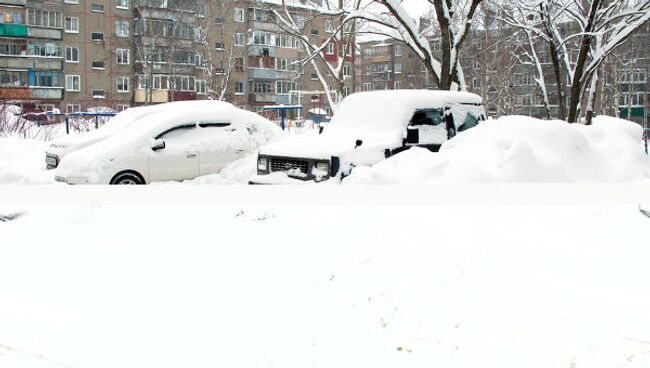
left=343, top=115, right=650, bottom=184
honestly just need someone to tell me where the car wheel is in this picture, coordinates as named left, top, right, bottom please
left=110, top=171, right=144, bottom=185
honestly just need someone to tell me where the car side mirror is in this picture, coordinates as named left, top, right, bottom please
left=151, top=139, right=165, bottom=151
left=354, top=139, right=363, bottom=149
left=318, top=126, right=324, bottom=134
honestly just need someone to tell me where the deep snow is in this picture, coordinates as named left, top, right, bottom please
left=343, top=115, right=650, bottom=184
left=1, top=205, right=650, bottom=368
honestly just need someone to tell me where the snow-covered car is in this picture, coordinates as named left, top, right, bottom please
left=45, top=103, right=167, bottom=169
left=53, top=101, right=282, bottom=184
left=250, top=90, right=486, bottom=184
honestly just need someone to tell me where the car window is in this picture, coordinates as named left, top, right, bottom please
left=410, top=109, right=443, bottom=126
left=155, top=123, right=196, bottom=140
left=458, top=111, right=480, bottom=132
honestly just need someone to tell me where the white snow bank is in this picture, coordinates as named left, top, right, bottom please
left=344, top=115, right=650, bottom=184
left=1, top=205, right=650, bottom=368
left=0, top=138, right=55, bottom=184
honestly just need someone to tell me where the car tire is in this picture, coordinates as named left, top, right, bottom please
left=110, top=171, right=144, bottom=185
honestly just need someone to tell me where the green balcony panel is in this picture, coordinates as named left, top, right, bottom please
left=0, top=23, right=28, bottom=37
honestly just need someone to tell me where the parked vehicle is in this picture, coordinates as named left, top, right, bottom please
left=53, top=101, right=282, bottom=184
left=250, top=90, right=486, bottom=183
left=45, top=103, right=167, bottom=169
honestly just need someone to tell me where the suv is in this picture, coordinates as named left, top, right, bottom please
left=250, top=90, right=486, bottom=183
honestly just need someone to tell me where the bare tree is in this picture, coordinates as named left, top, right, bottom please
left=272, top=0, right=360, bottom=111
left=495, top=0, right=650, bottom=123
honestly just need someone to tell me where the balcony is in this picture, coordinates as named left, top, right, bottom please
left=0, top=87, right=62, bottom=100
left=0, top=0, right=26, bottom=5
left=135, top=89, right=170, bottom=103
left=248, top=45, right=276, bottom=57
left=248, top=93, right=275, bottom=104
left=0, top=57, right=62, bottom=70
left=27, top=27, right=63, bottom=40
left=0, top=24, right=28, bottom=38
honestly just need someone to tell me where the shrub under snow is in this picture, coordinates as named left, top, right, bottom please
left=343, top=115, right=650, bottom=184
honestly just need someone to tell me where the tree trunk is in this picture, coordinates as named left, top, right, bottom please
left=566, top=0, right=602, bottom=123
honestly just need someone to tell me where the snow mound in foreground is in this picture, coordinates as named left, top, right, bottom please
left=0, top=137, right=55, bottom=184
left=343, top=115, right=650, bottom=184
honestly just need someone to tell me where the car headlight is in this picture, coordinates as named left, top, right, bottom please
left=257, top=157, right=268, bottom=171
left=315, top=162, right=329, bottom=172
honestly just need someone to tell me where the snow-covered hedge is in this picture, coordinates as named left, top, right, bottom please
left=343, top=115, right=650, bottom=184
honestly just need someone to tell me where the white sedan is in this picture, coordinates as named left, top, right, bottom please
left=53, top=101, right=283, bottom=184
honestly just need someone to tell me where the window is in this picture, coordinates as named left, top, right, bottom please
left=91, top=32, right=104, bottom=41
left=65, top=46, right=79, bottom=63
left=64, top=17, right=79, bottom=33
left=214, top=17, right=225, bottom=25
left=472, top=78, right=480, bottom=88
left=65, top=0, right=79, bottom=3
left=473, top=59, right=480, bottom=70
left=326, top=43, right=334, bottom=55
left=92, top=89, right=105, bottom=98
left=410, top=109, right=443, bottom=126
left=116, top=0, right=128, bottom=9
left=31, top=71, right=63, bottom=87
left=363, top=48, right=372, bottom=57
left=234, top=57, right=244, bottom=72
left=117, top=77, right=129, bottom=92
left=253, top=81, right=272, bottom=93
left=363, top=82, right=372, bottom=91
left=394, top=45, right=402, bottom=56
left=343, top=86, right=350, bottom=97
left=91, top=60, right=105, bottom=69
left=66, top=104, right=81, bottom=113
left=90, top=4, right=104, bottom=12
left=310, top=29, right=319, bottom=36
left=394, top=63, right=402, bottom=74
left=619, top=93, right=645, bottom=106
left=171, top=75, right=195, bottom=91
left=234, top=8, right=245, bottom=22
left=275, top=81, right=296, bottom=94
left=343, top=65, right=351, bottom=77
left=215, top=42, right=225, bottom=50
left=195, top=80, right=206, bottom=95
left=234, top=33, right=245, bottom=46
left=65, top=75, right=80, bottom=91
left=116, top=49, right=129, bottom=65
left=394, top=80, right=401, bottom=89
left=235, top=81, right=244, bottom=94
left=28, top=10, right=63, bottom=28
left=115, top=21, right=128, bottom=37
left=277, top=58, right=289, bottom=71
left=310, top=73, right=318, bottom=80
left=326, top=20, right=334, bottom=33
left=117, top=104, right=129, bottom=111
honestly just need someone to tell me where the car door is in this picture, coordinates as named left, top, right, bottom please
left=405, top=108, right=449, bottom=151
left=196, top=121, right=244, bottom=176
left=148, top=123, right=200, bottom=182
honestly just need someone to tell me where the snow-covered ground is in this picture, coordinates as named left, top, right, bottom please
left=1, top=205, right=650, bottom=368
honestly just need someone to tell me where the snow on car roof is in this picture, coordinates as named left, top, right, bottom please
left=326, top=89, right=482, bottom=144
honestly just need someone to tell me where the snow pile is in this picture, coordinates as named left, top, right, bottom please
left=154, top=154, right=259, bottom=185
left=0, top=138, right=55, bottom=184
left=344, top=115, right=650, bottom=184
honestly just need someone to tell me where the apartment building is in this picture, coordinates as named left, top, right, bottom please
left=0, top=0, right=65, bottom=112
left=357, top=19, right=649, bottom=126
left=63, top=0, right=133, bottom=113
left=356, top=39, right=430, bottom=93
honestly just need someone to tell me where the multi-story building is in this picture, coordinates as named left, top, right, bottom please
left=0, top=0, right=355, bottom=119
left=0, top=0, right=65, bottom=112
left=357, top=19, right=649, bottom=127
left=63, top=0, right=133, bottom=113
left=356, top=39, right=429, bottom=93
